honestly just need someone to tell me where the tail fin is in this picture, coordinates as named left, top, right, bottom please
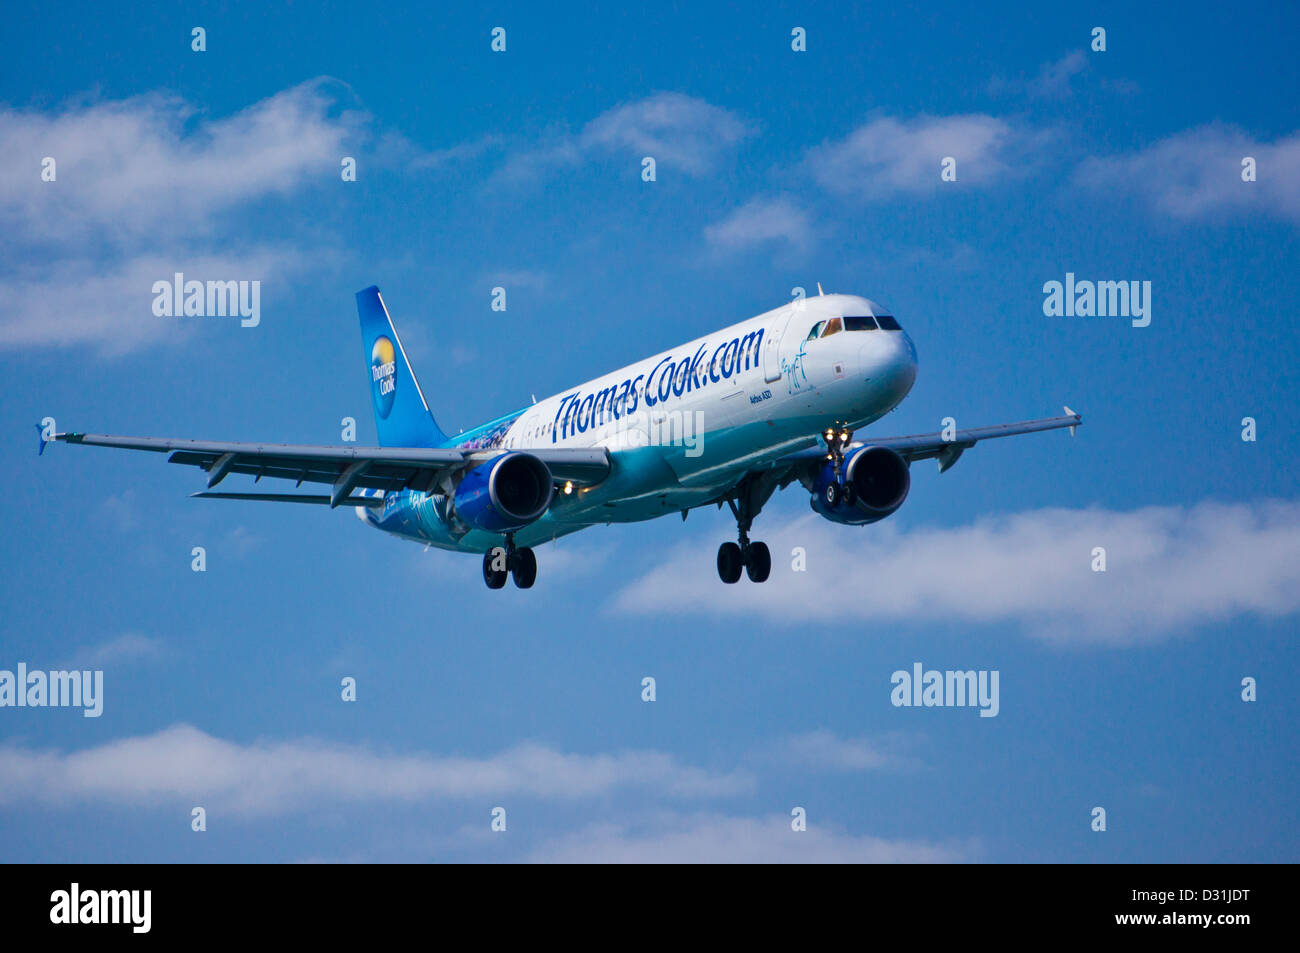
left=356, top=286, right=448, bottom=447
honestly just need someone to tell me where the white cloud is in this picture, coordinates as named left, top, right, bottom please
left=0, top=246, right=309, bottom=355
left=0, top=81, right=355, bottom=355
left=62, top=633, right=165, bottom=669
left=0, top=724, right=753, bottom=816
left=0, top=79, right=357, bottom=245
left=501, top=92, right=749, bottom=181
left=1075, top=123, right=1300, bottom=223
left=1029, top=51, right=1089, bottom=98
left=581, top=92, right=749, bottom=173
left=484, top=268, right=549, bottom=292
left=406, top=133, right=504, bottom=171
left=704, top=196, right=812, bottom=251
left=99, top=489, right=142, bottom=530
left=527, top=813, right=972, bottom=863
left=223, top=525, right=261, bottom=557
left=776, top=730, right=897, bottom=772
left=990, top=51, right=1088, bottom=99
left=806, top=114, right=1042, bottom=199
left=612, top=499, right=1300, bottom=644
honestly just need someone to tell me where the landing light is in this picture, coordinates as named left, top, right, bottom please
left=563, top=481, right=574, bottom=495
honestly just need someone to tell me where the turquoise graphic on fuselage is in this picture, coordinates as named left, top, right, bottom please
left=451, top=411, right=522, bottom=451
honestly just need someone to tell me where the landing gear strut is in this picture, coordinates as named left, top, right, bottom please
left=822, top=423, right=856, bottom=507
left=483, top=534, right=537, bottom=590
left=717, top=475, right=774, bottom=584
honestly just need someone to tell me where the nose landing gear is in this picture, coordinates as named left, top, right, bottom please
left=822, top=424, right=856, bottom=507
left=483, top=534, right=537, bottom=589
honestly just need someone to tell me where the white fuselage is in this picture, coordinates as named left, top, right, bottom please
left=364, top=294, right=918, bottom=551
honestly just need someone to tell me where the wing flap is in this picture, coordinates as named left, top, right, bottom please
left=61, top=432, right=466, bottom=464
left=165, top=451, right=439, bottom=492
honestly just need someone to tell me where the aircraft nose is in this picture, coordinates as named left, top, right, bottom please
left=895, top=330, right=918, bottom=396
left=859, top=328, right=917, bottom=403
left=902, top=329, right=918, bottom=377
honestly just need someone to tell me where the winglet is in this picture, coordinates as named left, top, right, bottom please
left=1064, top=406, right=1078, bottom=436
left=35, top=424, right=67, bottom=454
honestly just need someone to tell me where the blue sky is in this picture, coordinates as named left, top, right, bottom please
left=1, top=0, right=1297, bottom=861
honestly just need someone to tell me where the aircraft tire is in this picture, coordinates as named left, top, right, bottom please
left=744, top=541, right=771, bottom=583
left=512, top=547, right=537, bottom=589
left=483, top=548, right=508, bottom=589
left=823, top=482, right=840, bottom=507
left=717, top=542, right=743, bottom=584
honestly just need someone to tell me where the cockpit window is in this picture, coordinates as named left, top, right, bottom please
left=810, top=315, right=898, bottom=339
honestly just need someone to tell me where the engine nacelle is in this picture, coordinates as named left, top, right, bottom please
left=810, top=445, right=910, bottom=525
left=453, top=452, right=554, bottom=533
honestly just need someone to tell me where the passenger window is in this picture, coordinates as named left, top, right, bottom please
left=822, top=317, right=843, bottom=337
left=806, top=321, right=825, bottom=341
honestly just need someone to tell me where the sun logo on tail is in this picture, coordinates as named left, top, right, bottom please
left=370, top=336, right=397, bottom=418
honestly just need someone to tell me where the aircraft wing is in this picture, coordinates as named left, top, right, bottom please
left=776, top=409, right=1083, bottom=474
left=44, top=431, right=610, bottom=506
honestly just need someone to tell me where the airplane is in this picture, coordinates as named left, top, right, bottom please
left=42, top=285, right=1081, bottom=589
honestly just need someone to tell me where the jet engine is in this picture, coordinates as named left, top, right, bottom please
left=453, top=452, right=554, bottom=532
left=809, top=445, right=910, bottom=525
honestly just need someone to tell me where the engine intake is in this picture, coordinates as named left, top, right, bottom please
left=453, top=452, right=554, bottom=533
left=811, top=445, right=910, bottom=525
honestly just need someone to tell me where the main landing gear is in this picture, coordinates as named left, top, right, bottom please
left=483, top=535, right=537, bottom=590
left=821, top=424, right=856, bottom=508
left=717, top=538, right=770, bottom=584
left=716, top=475, right=775, bottom=584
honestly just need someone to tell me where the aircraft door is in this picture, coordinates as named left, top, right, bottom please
left=762, top=307, right=793, bottom=382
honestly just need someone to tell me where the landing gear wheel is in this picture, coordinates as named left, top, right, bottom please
left=717, top=542, right=743, bottom=584
left=823, top=482, right=840, bottom=508
left=511, top=547, right=537, bottom=589
left=744, top=541, right=771, bottom=583
left=721, top=472, right=777, bottom=585
left=483, top=548, right=508, bottom=589
left=842, top=482, right=856, bottom=506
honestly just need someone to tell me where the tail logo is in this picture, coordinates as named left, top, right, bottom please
left=370, top=336, right=397, bottom=419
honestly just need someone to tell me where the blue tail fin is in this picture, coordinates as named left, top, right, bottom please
left=356, top=286, right=448, bottom=447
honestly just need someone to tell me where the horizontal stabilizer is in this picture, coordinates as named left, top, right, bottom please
left=190, top=491, right=384, bottom=507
